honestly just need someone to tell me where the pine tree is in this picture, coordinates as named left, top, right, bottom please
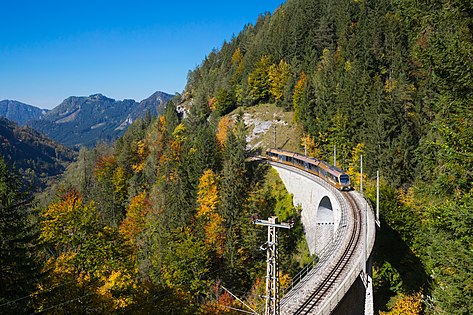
left=219, top=116, right=247, bottom=270
left=0, top=157, right=41, bottom=314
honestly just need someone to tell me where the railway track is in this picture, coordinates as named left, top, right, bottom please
left=290, top=192, right=362, bottom=314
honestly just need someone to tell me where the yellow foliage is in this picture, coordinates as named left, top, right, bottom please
left=347, top=143, right=366, bottom=190
left=170, top=123, right=187, bottom=160
left=293, top=72, right=307, bottom=122
left=119, top=192, right=149, bottom=244
left=41, top=189, right=96, bottom=245
left=385, top=78, right=397, bottom=93
left=47, top=252, right=77, bottom=277
left=398, top=187, right=415, bottom=208
left=97, top=270, right=139, bottom=309
left=132, top=140, right=146, bottom=172
left=279, top=273, right=292, bottom=292
left=112, top=166, right=127, bottom=194
left=380, top=291, right=423, bottom=315
left=268, top=59, right=291, bottom=102
left=231, top=47, right=244, bottom=75
left=94, top=155, right=117, bottom=181
left=344, top=60, right=353, bottom=72
left=216, top=116, right=233, bottom=148
left=300, top=134, right=322, bottom=157
left=197, top=170, right=219, bottom=217
left=173, top=123, right=187, bottom=142
left=196, top=170, right=226, bottom=256
left=317, top=48, right=331, bottom=71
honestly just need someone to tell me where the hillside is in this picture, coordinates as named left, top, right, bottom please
left=27, top=91, right=173, bottom=148
left=0, top=117, right=76, bottom=188
left=0, top=100, right=46, bottom=125
left=182, top=0, right=472, bottom=313
left=4, top=0, right=471, bottom=313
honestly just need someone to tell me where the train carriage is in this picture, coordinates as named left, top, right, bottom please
left=265, top=148, right=351, bottom=190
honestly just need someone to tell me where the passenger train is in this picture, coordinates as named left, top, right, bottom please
left=265, top=148, right=351, bottom=190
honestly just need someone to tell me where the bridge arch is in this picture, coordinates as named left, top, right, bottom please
left=315, top=195, right=335, bottom=253
left=317, top=196, right=334, bottom=220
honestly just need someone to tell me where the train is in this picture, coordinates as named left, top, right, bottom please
left=265, top=148, right=351, bottom=191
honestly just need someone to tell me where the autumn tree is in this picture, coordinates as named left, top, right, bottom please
left=247, top=55, right=272, bottom=104
left=39, top=189, right=141, bottom=313
left=196, top=170, right=225, bottom=256
left=293, top=72, right=307, bottom=122
left=268, top=59, right=291, bottom=104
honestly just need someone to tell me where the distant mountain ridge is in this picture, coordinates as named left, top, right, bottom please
left=0, top=100, right=47, bottom=125
left=0, top=91, right=173, bottom=148
left=0, top=117, right=76, bottom=188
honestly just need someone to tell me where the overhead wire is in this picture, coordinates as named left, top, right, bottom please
left=0, top=280, right=73, bottom=308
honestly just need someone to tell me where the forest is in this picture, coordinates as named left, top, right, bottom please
left=1, top=0, right=471, bottom=313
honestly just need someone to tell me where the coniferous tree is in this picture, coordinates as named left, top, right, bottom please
left=0, top=157, right=40, bottom=314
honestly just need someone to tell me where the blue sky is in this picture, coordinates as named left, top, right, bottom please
left=0, top=1, right=284, bottom=109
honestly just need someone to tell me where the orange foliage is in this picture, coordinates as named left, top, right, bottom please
left=209, top=97, right=217, bottom=111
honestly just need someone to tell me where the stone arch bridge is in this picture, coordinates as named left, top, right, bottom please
left=268, top=161, right=376, bottom=315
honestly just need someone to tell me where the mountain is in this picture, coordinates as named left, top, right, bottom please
left=0, top=117, right=76, bottom=188
left=0, top=100, right=47, bottom=125
left=27, top=91, right=173, bottom=148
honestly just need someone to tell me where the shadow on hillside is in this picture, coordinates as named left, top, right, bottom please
left=373, top=219, right=430, bottom=312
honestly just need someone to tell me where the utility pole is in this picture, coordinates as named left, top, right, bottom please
left=376, top=170, right=380, bottom=228
left=360, top=155, right=363, bottom=194
left=273, top=125, right=277, bottom=149
left=364, top=200, right=367, bottom=277
left=254, top=216, right=292, bottom=315
left=333, top=145, right=337, bottom=167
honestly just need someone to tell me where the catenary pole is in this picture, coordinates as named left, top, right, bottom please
left=360, top=155, right=363, bottom=194
left=254, top=217, right=292, bottom=315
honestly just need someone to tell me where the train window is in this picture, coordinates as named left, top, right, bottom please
left=340, top=175, right=350, bottom=185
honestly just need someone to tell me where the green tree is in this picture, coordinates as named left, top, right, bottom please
left=214, top=88, right=236, bottom=116
left=219, top=116, right=247, bottom=271
left=0, top=158, right=41, bottom=314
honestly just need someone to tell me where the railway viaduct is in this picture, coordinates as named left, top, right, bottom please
left=268, top=162, right=377, bottom=315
